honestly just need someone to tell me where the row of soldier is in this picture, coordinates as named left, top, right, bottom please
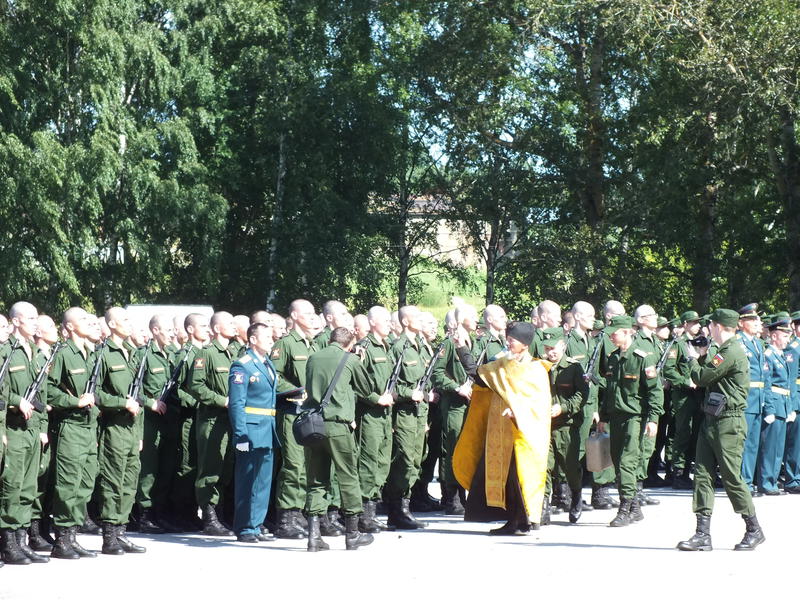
left=0, top=296, right=793, bottom=561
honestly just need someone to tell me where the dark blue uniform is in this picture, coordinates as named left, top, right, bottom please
left=783, top=337, right=800, bottom=491
left=228, top=349, right=278, bottom=536
left=738, top=332, right=770, bottom=486
left=758, top=345, right=789, bottom=493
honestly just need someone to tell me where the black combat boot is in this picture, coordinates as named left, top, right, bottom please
left=609, top=498, right=632, bottom=527
left=677, top=514, right=712, bottom=551
left=386, top=499, right=419, bottom=530
left=15, top=528, right=48, bottom=563
left=358, top=501, right=382, bottom=534
left=568, top=489, right=583, bottom=524
left=1, top=528, right=31, bottom=565
left=137, top=508, right=165, bottom=534
left=201, top=504, right=232, bottom=536
left=78, top=515, right=101, bottom=535
left=116, top=525, right=146, bottom=553
left=630, top=498, right=644, bottom=523
left=444, top=489, right=466, bottom=516
left=672, top=468, right=693, bottom=490
left=345, top=515, right=374, bottom=550
left=550, top=483, right=564, bottom=514
left=274, top=509, right=305, bottom=539
left=69, top=526, right=97, bottom=558
left=319, top=512, right=342, bottom=537
left=327, top=509, right=345, bottom=534
left=27, top=520, right=52, bottom=552
left=637, top=481, right=660, bottom=505
left=306, top=516, right=329, bottom=552
left=540, top=495, right=551, bottom=526
left=101, top=523, right=124, bottom=555
left=591, top=484, right=615, bottom=510
left=50, top=527, right=79, bottom=560
left=734, top=514, right=765, bottom=551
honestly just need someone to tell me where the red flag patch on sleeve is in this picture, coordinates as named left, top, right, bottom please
left=711, top=354, right=724, bottom=367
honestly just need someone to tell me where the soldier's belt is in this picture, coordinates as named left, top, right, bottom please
left=771, top=386, right=790, bottom=396
left=244, top=407, right=276, bottom=416
left=749, top=382, right=764, bottom=388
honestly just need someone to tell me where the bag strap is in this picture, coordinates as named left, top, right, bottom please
left=318, top=351, right=351, bottom=410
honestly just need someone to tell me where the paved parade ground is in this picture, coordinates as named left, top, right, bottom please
left=1, top=487, right=796, bottom=600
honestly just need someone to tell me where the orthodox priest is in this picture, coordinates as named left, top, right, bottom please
left=452, top=321, right=552, bottom=535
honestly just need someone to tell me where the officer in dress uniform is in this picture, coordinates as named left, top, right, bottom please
left=736, top=303, right=770, bottom=491
left=783, top=312, right=800, bottom=493
left=758, top=314, right=794, bottom=495
left=228, top=322, right=278, bottom=543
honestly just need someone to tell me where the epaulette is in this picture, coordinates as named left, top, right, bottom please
left=565, top=357, right=580, bottom=364
left=765, top=348, right=773, bottom=357
left=791, top=341, right=799, bottom=349
left=239, top=355, right=252, bottom=364
left=633, top=348, right=649, bottom=358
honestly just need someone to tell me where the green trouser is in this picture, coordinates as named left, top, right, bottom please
left=31, top=415, right=50, bottom=521
left=609, top=414, right=645, bottom=500
left=671, top=388, right=702, bottom=470
left=638, top=427, right=657, bottom=481
left=693, top=413, right=755, bottom=516
left=173, top=409, right=198, bottom=514
left=546, top=424, right=583, bottom=495
left=0, top=422, right=41, bottom=529
left=440, top=395, right=467, bottom=496
left=356, top=406, right=392, bottom=500
left=136, top=409, right=180, bottom=510
left=385, top=403, right=428, bottom=500
left=52, top=419, right=98, bottom=527
left=194, top=405, right=233, bottom=508
left=98, top=414, right=141, bottom=525
left=417, top=401, right=442, bottom=494
left=275, top=411, right=307, bottom=510
left=304, top=423, right=362, bottom=516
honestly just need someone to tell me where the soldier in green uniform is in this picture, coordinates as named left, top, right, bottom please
left=531, top=300, right=561, bottom=359
left=303, top=327, right=374, bottom=552
left=229, top=315, right=250, bottom=359
left=314, top=300, right=351, bottom=350
left=189, top=310, right=236, bottom=536
left=472, top=305, right=507, bottom=364
left=270, top=299, right=318, bottom=538
left=432, top=304, right=477, bottom=515
left=384, top=305, right=432, bottom=530
left=354, top=306, right=395, bottom=533
left=677, top=309, right=765, bottom=551
left=172, top=313, right=211, bottom=530
left=134, top=314, right=180, bottom=534
left=0, top=302, right=49, bottom=564
left=96, top=307, right=146, bottom=555
left=663, top=311, right=705, bottom=489
left=28, top=314, right=60, bottom=552
left=597, top=315, right=663, bottom=527
left=542, top=327, right=589, bottom=523
left=47, top=307, right=101, bottom=559
left=631, top=305, right=662, bottom=506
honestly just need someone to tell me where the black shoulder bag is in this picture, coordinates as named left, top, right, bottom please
left=292, top=352, right=350, bottom=446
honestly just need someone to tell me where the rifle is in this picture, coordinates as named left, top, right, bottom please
left=157, top=342, right=192, bottom=405
left=583, top=331, right=605, bottom=386
left=656, top=332, right=679, bottom=375
left=23, top=341, right=63, bottom=413
left=413, top=340, right=446, bottom=415
left=0, top=338, right=21, bottom=410
left=83, top=339, right=108, bottom=410
left=128, top=340, right=152, bottom=407
left=464, top=343, right=489, bottom=386
left=385, top=338, right=410, bottom=395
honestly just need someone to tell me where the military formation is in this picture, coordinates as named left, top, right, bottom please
left=0, top=295, right=793, bottom=563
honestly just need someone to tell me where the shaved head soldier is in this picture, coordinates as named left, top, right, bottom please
left=47, top=307, right=101, bottom=559
left=315, top=300, right=352, bottom=350
left=0, top=314, right=10, bottom=344
left=353, top=314, right=370, bottom=342
left=271, top=300, right=319, bottom=538
left=229, top=315, right=250, bottom=359
left=250, top=310, right=272, bottom=326
left=271, top=314, right=287, bottom=341
left=0, top=301, right=49, bottom=564
left=189, top=311, right=236, bottom=537
left=172, top=313, right=211, bottom=529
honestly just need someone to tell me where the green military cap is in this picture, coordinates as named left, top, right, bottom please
left=699, top=314, right=711, bottom=326
left=680, top=310, right=700, bottom=323
left=666, top=317, right=680, bottom=328
left=657, top=316, right=669, bottom=327
left=592, top=319, right=605, bottom=331
left=541, top=327, right=565, bottom=346
left=709, top=308, right=739, bottom=328
left=791, top=311, right=800, bottom=323
left=738, top=303, right=759, bottom=319
left=767, top=311, right=791, bottom=332
left=605, top=315, right=634, bottom=334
